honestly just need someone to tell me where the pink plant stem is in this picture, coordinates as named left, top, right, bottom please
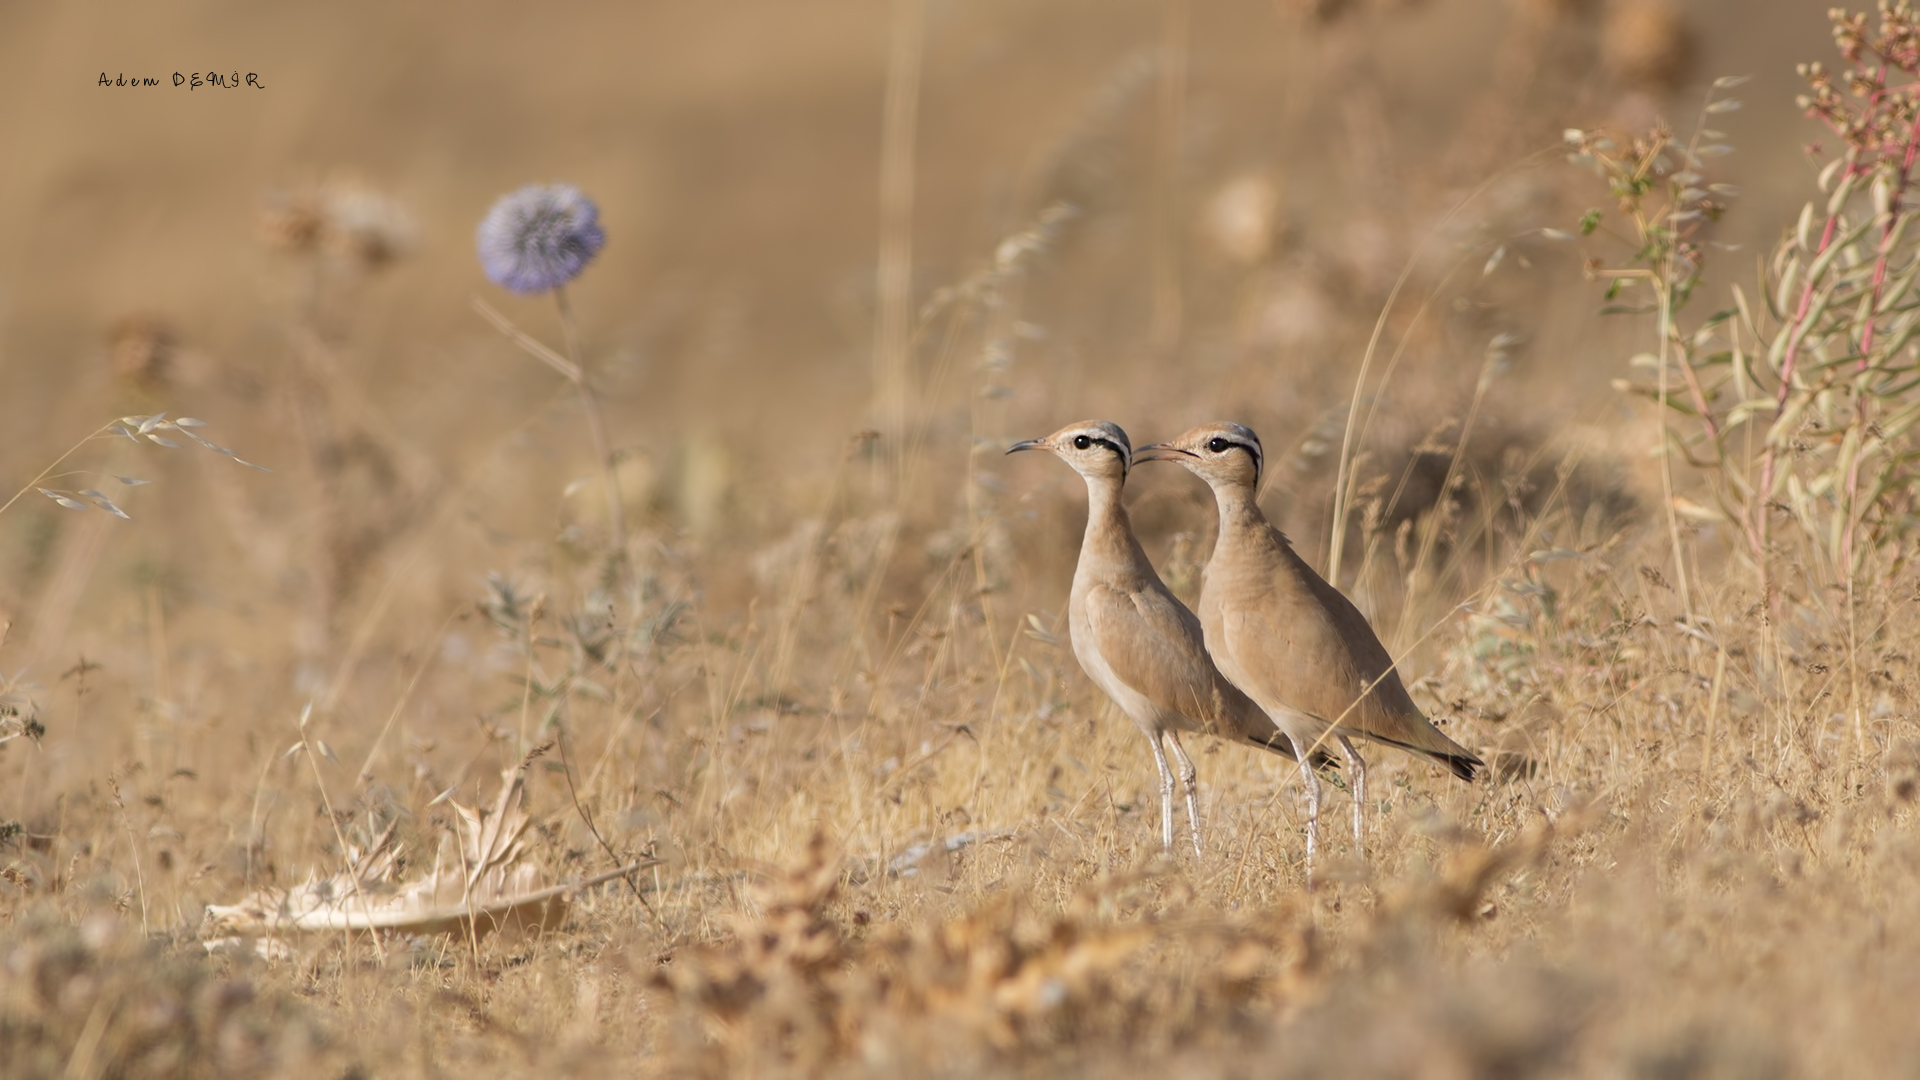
left=1839, top=94, right=1920, bottom=573
left=1856, top=89, right=1920, bottom=361
left=1755, top=167, right=1858, bottom=595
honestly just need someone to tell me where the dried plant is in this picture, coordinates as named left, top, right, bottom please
left=1601, top=0, right=1698, bottom=95
left=0, top=666, right=44, bottom=748
left=204, top=768, right=644, bottom=954
left=0, top=913, right=359, bottom=1078
left=259, top=175, right=416, bottom=272
left=648, top=821, right=1581, bottom=1076
left=257, top=175, right=431, bottom=659
left=648, top=834, right=1310, bottom=1073
left=1562, top=95, right=1740, bottom=616
left=0, top=413, right=266, bottom=524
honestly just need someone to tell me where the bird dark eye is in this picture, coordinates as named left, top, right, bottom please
left=1208, top=438, right=1230, bottom=453
left=1073, top=435, right=1091, bottom=450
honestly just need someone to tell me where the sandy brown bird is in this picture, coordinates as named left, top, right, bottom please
left=1007, top=420, right=1327, bottom=856
left=1137, top=422, right=1481, bottom=874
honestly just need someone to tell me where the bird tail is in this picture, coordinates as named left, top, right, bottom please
left=1355, top=730, right=1483, bottom=782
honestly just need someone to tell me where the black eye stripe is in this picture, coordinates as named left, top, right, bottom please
left=1071, top=434, right=1129, bottom=467
left=1203, top=435, right=1262, bottom=482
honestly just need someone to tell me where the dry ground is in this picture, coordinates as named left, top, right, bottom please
left=4, top=1, right=1917, bottom=1077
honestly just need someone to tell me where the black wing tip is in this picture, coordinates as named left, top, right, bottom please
left=1359, top=730, right=1484, bottom=782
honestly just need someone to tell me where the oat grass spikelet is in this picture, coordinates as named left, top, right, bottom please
left=477, top=183, right=607, bottom=294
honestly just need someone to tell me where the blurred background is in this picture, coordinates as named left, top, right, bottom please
left=7, top=9, right=1918, bottom=1074
left=0, top=0, right=1832, bottom=760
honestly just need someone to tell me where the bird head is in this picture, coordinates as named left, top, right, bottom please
left=1135, top=422, right=1264, bottom=491
left=1005, top=420, right=1132, bottom=483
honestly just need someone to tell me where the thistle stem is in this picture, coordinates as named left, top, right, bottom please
left=554, top=285, right=627, bottom=555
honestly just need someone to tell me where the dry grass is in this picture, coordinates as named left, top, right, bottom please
left=3, top=1, right=1915, bottom=1077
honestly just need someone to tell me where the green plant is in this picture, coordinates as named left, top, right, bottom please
left=1562, top=88, right=1741, bottom=617
left=1573, top=4, right=1920, bottom=605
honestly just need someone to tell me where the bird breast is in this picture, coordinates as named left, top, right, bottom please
left=1067, top=586, right=1186, bottom=737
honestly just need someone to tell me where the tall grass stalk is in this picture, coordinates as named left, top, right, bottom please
left=873, top=0, right=926, bottom=484
left=1150, top=0, right=1191, bottom=358
left=1325, top=151, right=1555, bottom=589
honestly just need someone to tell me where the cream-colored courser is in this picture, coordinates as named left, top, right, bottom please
left=1007, top=420, right=1325, bottom=855
left=1138, top=422, right=1482, bottom=873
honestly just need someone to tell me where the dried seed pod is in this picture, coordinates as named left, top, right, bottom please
left=107, top=313, right=175, bottom=391
left=1602, top=0, right=1696, bottom=94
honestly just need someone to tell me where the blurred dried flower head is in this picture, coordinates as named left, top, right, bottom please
left=320, top=181, right=416, bottom=268
left=107, top=313, right=176, bottom=391
left=1203, top=173, right=1281, bottom=266
left=1336, top=214, right=1402, bottom=294
left=1273, top=0, right=1355, bottom=22
left=1252, top=269, right=1336, bottom=349
left=1888, top=738, right=1920, bottom=804
left=256, top=192, right=323, bottom=251
left=256, top=177, right=416, bottom=271
left=1515, top=0, right=1593, bottom=18
left=477, top=182, right=607, bottom=295
left=1272, top=0, right=1430, bottom=22
left=1274, top=0, right=1351, bottom=21
left=1602, top=0, right=1696, bottom=94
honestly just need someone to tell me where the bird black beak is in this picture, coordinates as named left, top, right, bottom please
left=1132, top=442, right=1195, bottom=463
left=1006, top=438, right=1046, bottom=455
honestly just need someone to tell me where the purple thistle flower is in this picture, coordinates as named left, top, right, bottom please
left=476, top=183, right=606, bottom=294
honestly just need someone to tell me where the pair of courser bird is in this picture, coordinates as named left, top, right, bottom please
left=1008, top=420, right=1482, bottom=876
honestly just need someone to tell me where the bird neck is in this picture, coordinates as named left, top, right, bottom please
left=1211, top=481, right=1267, bottom=538
left=1080, top=475, right=1140, bottom=561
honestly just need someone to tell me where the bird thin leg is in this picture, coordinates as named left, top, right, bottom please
left=1145, top=730, right=1178, bottom=855
left=1164, top=732, right=1204, bottom=857
left=1287, top=733, right=1322, bottom=886
left=1338, top=735, right=1367, bottom=860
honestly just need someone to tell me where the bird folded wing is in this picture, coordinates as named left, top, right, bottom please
left=1083, top=583, right=1223, bottom=728
left=1230, top=553, right=1479, bottom=771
